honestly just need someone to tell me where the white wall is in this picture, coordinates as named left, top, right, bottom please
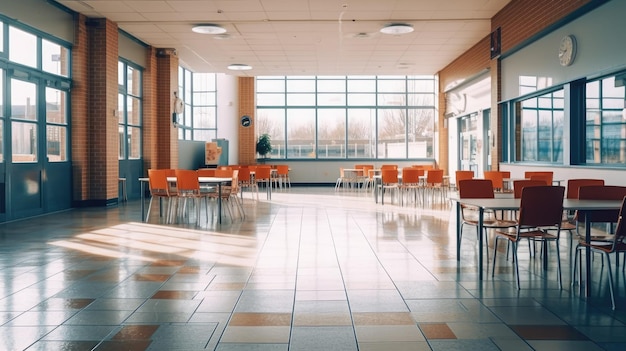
left=500, top=164, right=626, bottom=187
left=216, top=74, right=239, bottom=165
left=501, top=1, right=626, bottom=101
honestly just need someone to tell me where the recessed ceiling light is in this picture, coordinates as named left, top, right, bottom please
left=227, top=64, right=252, bottom=71
left=192, top=24, right=226, bottom=34
left=380, top=23, right=414, bottom=35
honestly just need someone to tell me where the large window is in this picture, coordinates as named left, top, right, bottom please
left=118, top=61, right=142, bottom=160
left=518, top=89, right=564, bottom=163
left=586, top=76, right=626, bottom=164
left=256, top=76, right=436, bottom=160
left=177, top=68, right=217, bottom=141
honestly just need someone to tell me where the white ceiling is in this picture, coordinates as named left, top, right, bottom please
left=55, top=0, right=511, bottom=76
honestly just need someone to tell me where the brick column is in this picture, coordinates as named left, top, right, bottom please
left=238, top=77, right=256, bottom=165
left=154, top=48, right=179, bottom=169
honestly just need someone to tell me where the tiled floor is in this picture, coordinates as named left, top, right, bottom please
left=1, top=186, right=626, bottom=350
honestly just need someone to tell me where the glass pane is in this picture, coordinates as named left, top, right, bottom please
left=378, top=93, right=406, bottom=106
left=317, top=93, right=345, bottom=106
left=42, top=39, right=69, bottom=77
left=128, top=126, right=141, bottom=159
left=406, top=93, right=435, bottom=106
left=9, top=26, right=36, bottom=68
left=408, top=109, right=434, bottom=158
left=127, top=66, right=141, bottom=96
left=347, top=93, right=376, bottom=105
left=378, top=79, right=406, bottom=93
left=257, top=93, right=285, bottom=106
left=0, top=22, right=3, bottom=53
left=0, top=70, right=3, bottom=117
left=193, top=92, right=216, bottom=105
left=193, top=129, right=216, bottom=141
left=193, top=106, right=216, bottom=128
left=347, top=109, right=376, bottom=158
left=12, top=121, right=37, bottom=162
left=127, top=96, right=141, bottom=126
left=287, top=79, right=315, bottom=92
left=347, top=79, right=375, bottom=92
left=0, top=123, right=3, bottom=163
left=193, top=73, right=216, bottom=91
left=257, top=78, right=285, bottom=92
left=46, top=88, right=67, bottom=124
left=46, top=125, right=66, bottom=162
left=317, top=79, right=345, bottom=92
left=287, top=109, right=315, bottom=158
left=378, top=109, right=406, bottom=158
left=118, top=61, right=125, bottom=86
left=317, top=109, right=346, bottom=158
left=118, top=93, right=125, bottom=124
left=11, top=79, right=37, bottom=121
left=256, top=108, right=285, bottom=158
left=407, top=79, right=435, bottom=93
left=287, top=93, right=315, bottom=106
left=521, top=109, right=537, bottom=161
left=118, top=126, right=125, bottom=159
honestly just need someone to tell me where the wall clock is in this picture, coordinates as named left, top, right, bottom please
left=558, top=35, right=576, bottom=67
left=241, top=115, right=252, bottom=127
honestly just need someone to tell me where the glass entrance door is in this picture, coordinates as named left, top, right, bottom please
left=459, top=113, right=479, bottom=173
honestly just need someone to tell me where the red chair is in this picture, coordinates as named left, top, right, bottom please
left=493, top=186, right=566, bottom=289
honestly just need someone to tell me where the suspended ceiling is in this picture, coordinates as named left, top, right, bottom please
left=54, top=0, right=511, bottom=76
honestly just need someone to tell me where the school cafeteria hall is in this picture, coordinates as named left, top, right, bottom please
left=1, top=0, right=626, bottom=350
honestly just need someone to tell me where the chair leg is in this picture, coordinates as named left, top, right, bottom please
left=604, top=252, right=616, bottom=310
left=492, top=237, right=499, bottom=278
left=513, top=241, right=520, bottom=289
left=555, top=240, right=562, bottom=289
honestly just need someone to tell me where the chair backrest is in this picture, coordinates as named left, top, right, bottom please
left=148, top=169, right=169, bottom=196
left=524, top=171, right=553, bottom=184
left=380, top=164, right=398, bottom=171
left=217, top=166, right=232, bottom=171
left=455, top=170, right=474, bottom=183
left=276, top=164, right=290, bottom=175
left=197, top=168, right=216, bottom=177
left=458, top=179, right=494, bottom=199
left=175, top=169, right=200, bottom=194
left=215, top=169, right=234, bottom=178
left=483, top=171, right=504, bottom=190
left=578, top=185, right=626, bottom=223
left=608, top=196, right=626, bottom=252
left=513, top=179, right=545, bottom=198
left=566, top=178, right=604, bottom=199
left=255, top=165, right=272, bottom=181
left=518, top=186, right=565, bottom=227
left=381, top=169, right=398, bottom=184
left=238, top=167, right=252, bottom=184
left=500, top=171, right=511, bottom=178
left=401, top=167, right=421, bottom=184
left=426, top=169, right=443, bottom=185
left=529, top=174, right=552, bottom=185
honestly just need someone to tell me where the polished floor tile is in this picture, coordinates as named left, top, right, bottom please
left=0, top=186, right=626, bottom=350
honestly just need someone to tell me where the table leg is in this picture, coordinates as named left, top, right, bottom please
left=585, top=215, right=591, bottom=297
left=456, top=202, right=461, bottom=261
left=478, top=207, right=484, bottom=280
left=218, top=183, right=222, bottom=225
left=140, top=181, right=146, bottom=222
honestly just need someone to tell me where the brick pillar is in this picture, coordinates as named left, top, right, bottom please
left=154, top=48, right=179, bottom=169
left=71, top=17, right=119, bottom=206
left=490, top=59, right=501, bottom=170
left=238, top=77, right=256, bottom=165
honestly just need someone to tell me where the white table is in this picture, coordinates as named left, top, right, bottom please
left=139, top=176, right=233, bottom=225
left=450, top=197, right=622, bottom=297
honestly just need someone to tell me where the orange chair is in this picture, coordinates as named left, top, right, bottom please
left=458, top=179, right=516, bottom=259
left=484, top=171, right=505, bottom=192
left=379, top=168, right=400, bottom=205
left=237, top=166, right=256, bottom=201
left=197, top=168, right=216, bottom=177
left=174, top=169, right=209, bottom=224
left=424, top=169, right=445, bottom=204
left=492, top=185, right=566, bottom=289
left=146, top=169, right=176, bottom=223
left=400, top=167, right=422, bottom=206
left=254, top=165, right=273, bottom=200
left=525, top=171, right=553, bottom=185
left=573, top=196, right=626, bottom=310
left=454, top=170, right=474, bottom=190
left=275, top=164, right=291, bottom=189
left=512, top=180, right=546, bottom=199
left=560, top=179, right=605, bottom=239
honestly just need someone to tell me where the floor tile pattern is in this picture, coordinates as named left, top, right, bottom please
left=0, top=187, right=625, bottom=350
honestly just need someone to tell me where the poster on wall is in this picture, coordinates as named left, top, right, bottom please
left=205, top=142, right=222, bottom=165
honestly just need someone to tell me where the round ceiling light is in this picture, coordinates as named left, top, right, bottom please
left=192, top=24, right=226, bottom=34
left=227, top=64, right=252, bottom=71
left=380, top=23, right=414, bottom=35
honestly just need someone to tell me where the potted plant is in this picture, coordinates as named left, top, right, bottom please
left=256, top=133, right=272, bottom=160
